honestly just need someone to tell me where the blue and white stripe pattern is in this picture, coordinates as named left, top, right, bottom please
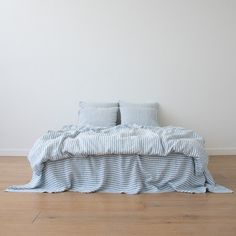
left=6, top=125, right=232, bottom=193
left=7, top=155, right=231, bottom=193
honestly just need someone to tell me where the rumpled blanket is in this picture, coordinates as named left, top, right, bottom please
left=28, top=124, right=208, bottom=176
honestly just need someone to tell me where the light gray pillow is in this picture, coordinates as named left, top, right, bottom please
left=120, top=107, right=159, bottom=126
left=79, top=107, right=118, bottom=127
left=79, top=101, right=118, bottom=108
left=79, top=101, right=119, bottom=125
left=119, top=101, right=159, bottom=109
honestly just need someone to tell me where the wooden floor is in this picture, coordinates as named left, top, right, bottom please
left=0, top=156, right=235, bottom=236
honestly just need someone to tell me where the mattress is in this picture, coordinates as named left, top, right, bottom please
left=6, top=154, right=231, bottom=194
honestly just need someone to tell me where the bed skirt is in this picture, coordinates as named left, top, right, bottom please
left=6, top=154, right=232, bottom=194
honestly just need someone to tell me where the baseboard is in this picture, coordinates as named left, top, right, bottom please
left=0, top=149, right=29, bottom=156
left=205, top=148, right=236, bottom=156
left=0, top=148, right=236, bottom=157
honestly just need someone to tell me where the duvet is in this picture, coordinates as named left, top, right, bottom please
left=6, top=124, right=232, bottom=193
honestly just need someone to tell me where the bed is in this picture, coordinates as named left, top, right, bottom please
left=6, top=124, right=232, bottom=194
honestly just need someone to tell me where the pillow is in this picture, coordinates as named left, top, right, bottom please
left=79, top=101, right=119, bottom=125
left=78, top=107, right=118, bottom=127
left=119, top=101, right=159, bottom=109
left=120, top=107, right=159, bottom=126
left=79, top=101, right=118, bottom=109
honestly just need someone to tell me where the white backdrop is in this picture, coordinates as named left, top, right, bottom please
left=0, top=0, right=236, bottom=155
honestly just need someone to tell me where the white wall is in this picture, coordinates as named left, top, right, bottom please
left=0, top=0, right=236, bottom=155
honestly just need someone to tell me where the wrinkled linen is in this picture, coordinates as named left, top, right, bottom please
left=28, top=124, right=207, bottom=176
left=6, top=155, right=231, bottom=193
left=6, top=124, right=233, bottom=193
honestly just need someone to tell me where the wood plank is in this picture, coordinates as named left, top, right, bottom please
left=0, top=156, right=235, bottom=236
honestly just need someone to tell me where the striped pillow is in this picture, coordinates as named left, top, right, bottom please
left=79, top=101, right=119, bottom=125
left=78, top=107, right=118, bottom=127
left=79, top=101, right=118, bottom=109
left=119, top=101, right=159, bottom=109
left=120, top=107, right=159, bottom=127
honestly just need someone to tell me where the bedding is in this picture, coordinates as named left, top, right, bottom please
left=79, top=101, right=118, bottom=108
left=78, top=107, right=118, bottom=127
left=119, top=101, right=159, bottom=126
left=119, top=101, right=159, bottom=109
left=7, top=155, right=229, bottom=194
left=79, top=101, right=119, bottom=125
left=120, top=107, right=159, bottom=126
left=6, top=124, right=232, bottom=193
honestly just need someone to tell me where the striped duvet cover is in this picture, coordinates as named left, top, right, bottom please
left=6, top=125, right=232, bottom=193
